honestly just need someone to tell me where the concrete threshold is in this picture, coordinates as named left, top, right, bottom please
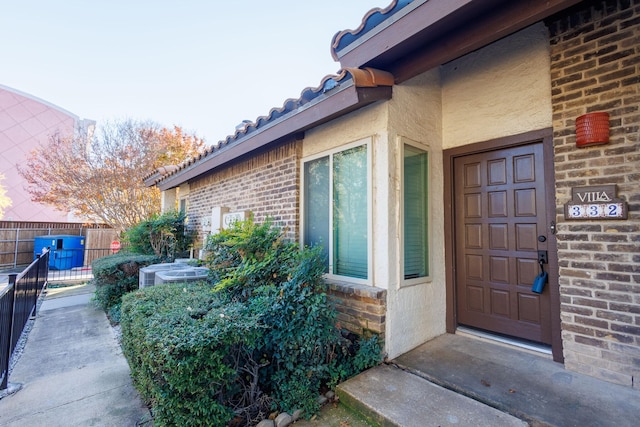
left=337, top=363, right=526, bottom=427
left=390, top=333, right=640, bottom=427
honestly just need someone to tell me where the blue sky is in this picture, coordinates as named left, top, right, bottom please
left=1, top=1, right=384, bottom=144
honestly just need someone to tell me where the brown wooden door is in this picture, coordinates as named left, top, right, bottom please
left=454, top=142, right=551, bottom=344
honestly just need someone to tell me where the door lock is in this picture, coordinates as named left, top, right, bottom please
left=538, top=250, right=548, bottom=264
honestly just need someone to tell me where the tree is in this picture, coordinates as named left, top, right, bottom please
left=0, top=173, right=11, bottom=219
left=18, top=119, right=204, bottom=231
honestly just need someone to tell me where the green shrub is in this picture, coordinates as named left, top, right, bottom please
left=121, top=283, right=262, bottom=427
left=120, top=219, right=382, bottom=426
left=205, top=220, right=382, bottom=416
left=92, top=253, right=160, bottom=314
left=124, top=210, right=195, bottom=260
left=205, top=217, right=297, bottom=297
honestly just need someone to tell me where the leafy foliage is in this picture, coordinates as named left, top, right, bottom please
left=120, top=219, right=382, bottom=426
left=91, top=252, right=160, bottom=315
left=121, top=283, right=259, bottom=427
left=125, top=210, right=195, bottom=260
left=18, top=120, right=204, bottom=231
left=205, top=218, right=297, bottom=296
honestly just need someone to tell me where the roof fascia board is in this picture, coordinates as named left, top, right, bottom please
left=157, top=83, right=392, bottom=190
left=336, top=0, right=476, bottom=69
left=337, top=0, right=582, bottom=82
left=391, top=0, right=584, bottom=83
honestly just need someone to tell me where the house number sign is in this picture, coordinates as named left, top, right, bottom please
left=564, top=185, right=627, bottom=220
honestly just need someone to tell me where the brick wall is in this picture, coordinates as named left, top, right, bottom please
left=328, top=282, right=387, bottom=339
left=187, top=139, right=302, bottom=245
left=185, top=137, right=388, bottom=341
left=547, top=0, right=640, bottom=387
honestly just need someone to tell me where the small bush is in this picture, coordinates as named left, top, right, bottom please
left=92, top=252, right=160, bottom=314
left=205, top=218, right=297, bottom=296
left=121, top=283, right=261, bottom=427
left=124, top=210, right=195, bottom=260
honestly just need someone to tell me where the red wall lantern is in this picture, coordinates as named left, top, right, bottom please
left=575, top=112, right=610, bottom=148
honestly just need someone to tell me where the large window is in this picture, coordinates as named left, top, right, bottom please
left=404, top=144, right=429, bottom=280
left=303, top=142, right=369, bottom=280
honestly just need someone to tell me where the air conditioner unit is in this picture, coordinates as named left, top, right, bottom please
left=154, top=267, right=210, bottom=286
left=139, top=263, right=189, bottom=289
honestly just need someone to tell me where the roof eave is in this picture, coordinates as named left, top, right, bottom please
left=157, top=82, right=392, bottom=191
left=335, top=0, right=583, bottom=83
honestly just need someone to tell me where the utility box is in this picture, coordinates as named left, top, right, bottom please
left=34, top=235, right=85, bottom=270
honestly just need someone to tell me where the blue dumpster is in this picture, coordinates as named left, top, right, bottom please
left=34, top=235, right=85, bottom=270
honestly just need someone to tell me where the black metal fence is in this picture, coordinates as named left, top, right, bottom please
left=46, top=247, right=118, bottom=283
left=5, top=247, right=122, bottom=284
left=1, top=250, right=49, bottom=391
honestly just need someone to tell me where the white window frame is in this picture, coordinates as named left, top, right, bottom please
left=300, top=137, right=373, bottom=285
left=401, top=138, right=432, bottom=287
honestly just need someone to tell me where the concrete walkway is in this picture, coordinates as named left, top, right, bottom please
left=0, top=283, right=151, bottom=427
left=3, top=282, right=639, bottom=427
left=338, top=333, right=640, bottom=427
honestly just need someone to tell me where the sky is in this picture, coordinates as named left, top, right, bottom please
left=1, top=1, right=386, bottom=145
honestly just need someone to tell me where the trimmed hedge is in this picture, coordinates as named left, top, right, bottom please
left=92, top=252, right=160, bottom=320
left=124, top=210, right=195, bottom=260
left=121, top=283, right=257, bottom=426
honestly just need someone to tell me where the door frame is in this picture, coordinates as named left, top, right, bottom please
left=443, top=128, right=563, bottom=363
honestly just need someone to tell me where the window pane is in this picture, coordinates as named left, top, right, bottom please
left=333, top=145, right=368, bottom=279
left=404, top=145, right=428, bottom=279
left=304, top=156, right=330, bottom=271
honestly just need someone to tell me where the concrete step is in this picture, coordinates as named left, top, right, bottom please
left=392, top=333, right=640, bottom=427
left=336, top=364, right=527, bottom=427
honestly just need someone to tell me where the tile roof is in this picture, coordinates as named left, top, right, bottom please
left=145, top=2, right=415, bottom=189
left=146, top=67, right=393, bottom=188
left=330, top=0, right=417, bottom=61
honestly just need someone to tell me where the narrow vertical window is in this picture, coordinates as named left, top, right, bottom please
left=303, top=156, right=330, bottom=271
left=404, top=145, right=429, bottom=279
left=302, top=142, right=369, bottom=281
left=333, top=145, right=368, bottom=279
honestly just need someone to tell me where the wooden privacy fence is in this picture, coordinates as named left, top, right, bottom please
left=0, top=221, right=116, bottom=269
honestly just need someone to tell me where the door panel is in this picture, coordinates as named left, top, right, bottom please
left=454, top=143, right=551, bottom=344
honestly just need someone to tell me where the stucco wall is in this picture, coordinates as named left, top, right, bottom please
left=301, top=23, right=552, bottom=358
left=384, top=69, right=447, bottom=359
left=441, top=23, right=553, bottom=149
left=302, top=69, right=446, bottom=359
left=301, top=102, right=387, bottom=158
